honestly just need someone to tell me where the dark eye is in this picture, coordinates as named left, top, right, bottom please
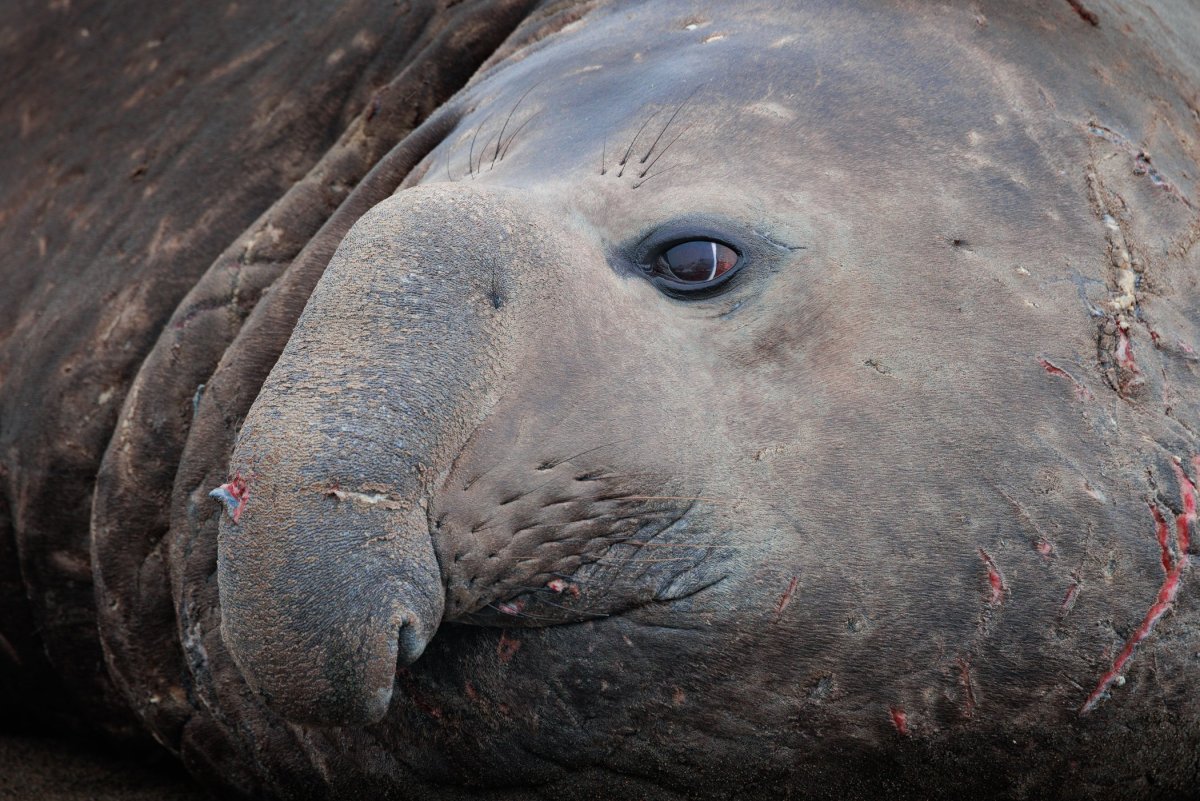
left=655, top=240, right=740, bottom=288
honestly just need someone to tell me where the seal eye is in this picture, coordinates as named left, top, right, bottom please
left=657, top=240, right=739, bottom=286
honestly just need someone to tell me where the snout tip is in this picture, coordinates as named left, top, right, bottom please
left=216, top=507, right=446, bottom=727
left=219, top=603, right=438, bottom=727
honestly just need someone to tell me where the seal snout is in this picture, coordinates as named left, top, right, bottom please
left=216, top=185, right=541, bottom=726
left=217, top=474, right=445, bottom=727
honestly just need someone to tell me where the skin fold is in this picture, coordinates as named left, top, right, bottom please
left=4, top=1, right=1200, bottom=799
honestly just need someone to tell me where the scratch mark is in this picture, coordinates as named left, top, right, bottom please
left=978, top=549, right=1007, bottom=606
left=497, top=631, right=522, bottom=665
left=889, top=707, right=910, bottom=735
left=1099, top=316, right=1145, bottom=397
left=1080, top=457, right=1195, bottom=714
left=496, top=599, right=526, bottom=616
left=1087, top=123, right=1195, bottom=208
left=326, top=487, right=407, bottom=510
left=1039, top=358, right=1093, bottom=401
left=773, top=576, right=799, bottom=623
left=956, top=657, right=977, bottom=718
left=1061, top=577, right=1081, bottom=615
left=1065, top=0, right=1099, bottom=26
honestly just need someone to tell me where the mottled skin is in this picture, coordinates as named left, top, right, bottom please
left=4, top=0, right=1200, bottom=799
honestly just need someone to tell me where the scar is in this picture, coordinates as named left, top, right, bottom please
left=1079, top=457, right=1195, bottom=714
left=1039, top=358, right=1092, bottom=401
left=956, top=657, right=977, bottom=718
left=978, top=549, right=1006, bottom=605
left=326, top=487, right=407, bottom=510
left=1065, top=0, right=1099, bottom=26
left=889, top=706, right=909, bottom=735
left=209, top=473, right=249, bottom=523
left=1061, top=579, right=1081, bottom=615
left=773, top=576, right=799, bottom=623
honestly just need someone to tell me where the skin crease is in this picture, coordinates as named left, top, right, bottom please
left=208, top=1, right=1200, bottom=798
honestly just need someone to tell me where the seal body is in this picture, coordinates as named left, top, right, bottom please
left=4, top=1, right=1200, bottom=799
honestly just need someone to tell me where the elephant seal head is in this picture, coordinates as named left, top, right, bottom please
left=216, top=0, right=1200, bottom=794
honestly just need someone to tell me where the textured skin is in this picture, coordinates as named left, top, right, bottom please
left=4, top=1, right=1200, bottom=799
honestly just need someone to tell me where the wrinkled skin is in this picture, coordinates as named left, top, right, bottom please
left=4, top=1, right=1200, bottom=799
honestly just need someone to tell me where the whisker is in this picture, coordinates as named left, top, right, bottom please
left=497, top=112, right=540, bottom=162
left=490, top=83, right=541, bottom=170
left=623, top=542, right=750, bottom=549
left=595, top=556, right=699, bottom=564
left=639, top=126, right=689, bottom=178
left=622, top=494, right=741, bottom=505
left=468, top=117, right=490, bottom=178
left=545, top=438, right=636, bottom=469
left=632, top=163, right=687, bottom=189
left=618, top=110, right=661, bottom=177
left=485, top=602, right=601, bottom=623
left=640, top=86, right=701, bottom=163
left=476, top=131, right=501, bottom=175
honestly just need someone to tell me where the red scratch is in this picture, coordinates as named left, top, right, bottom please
left=1149, top=503, right=1173, bottom=574
left=889, top=706, right=909, bottom=735
left=210, top=473, right=249, bottom=523
left=1171, top=459, right=1196, bottom=555
left=1035, top=539, right=1055, bottom=558
left=497, top=631, right=521, bottom=665
left=774, top=576, right=799, bottom=623
left=395, top=670, right=443, bottom=719
left=1080, top=564, right=1185, bottom=714
left=1080, top=458, right=1195, bottom=714
left=1039, top=358, right=1092, bottom=401
left=978, top=549, right=1006, bottom=605
left=496, top=599, right=525, bottom=616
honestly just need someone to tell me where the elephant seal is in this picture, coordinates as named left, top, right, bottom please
left=5, top=0, right=1200, bottom=799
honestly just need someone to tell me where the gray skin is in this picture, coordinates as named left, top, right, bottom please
left=3, top=0, right=1199, bottom=799
left=212, top=1, right=1200, bottom=798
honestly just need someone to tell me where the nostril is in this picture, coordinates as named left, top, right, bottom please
left=396, top=616, right=429, bottom=667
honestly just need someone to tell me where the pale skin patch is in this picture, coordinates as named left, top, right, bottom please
left=746, top=101, right=796, bottom=122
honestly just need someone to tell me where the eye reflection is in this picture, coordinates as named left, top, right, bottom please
left=659, top=240, right=738, bottom=284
